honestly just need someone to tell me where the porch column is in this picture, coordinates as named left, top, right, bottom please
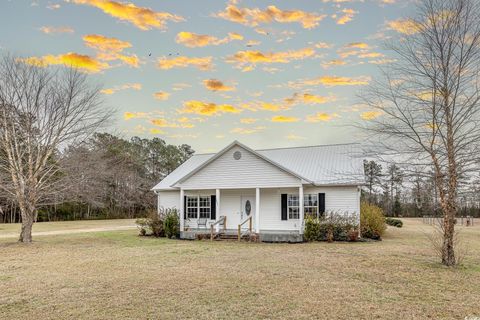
left=215, top=189, right=220, bottom=232
left=255, top=187, right=260, bottom=233
left=180, top=188, right=185, bottom=232
left=299, top=185, right=304, bottom=234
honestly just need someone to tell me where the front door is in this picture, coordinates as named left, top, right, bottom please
left=240, top=196, right=255, bottom=230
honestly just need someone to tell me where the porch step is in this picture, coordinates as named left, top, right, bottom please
left=214, top=233, right=249, bottom=241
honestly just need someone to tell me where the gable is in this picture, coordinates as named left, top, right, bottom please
left=174, top=145, right=302, bottom=189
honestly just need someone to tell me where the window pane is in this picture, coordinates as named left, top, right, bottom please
left=199, top=207, right=210, bottom=219
left=304, top=207, right=318, bottom=219
left=289, top=207, right=299, bottom=219
left=187, top=196, right=198, bottom=218
left=304, top=194, right=318, bottom=207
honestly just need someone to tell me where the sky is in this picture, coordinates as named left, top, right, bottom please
left=0, top=0, right=416, bottom=153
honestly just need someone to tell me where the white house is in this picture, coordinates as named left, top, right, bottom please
left=152, top=141, right=364, bottom=242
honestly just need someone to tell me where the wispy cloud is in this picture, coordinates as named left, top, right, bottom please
left=21, top=53, right=109, bottom=73
left=226, top=48, right=315, bottom=71
left=203, top=79, right=235, bottom=91
left=153, top=91, right=170, bottom=100
left=230, top=126, right=266, bottom=134
left=333, top=8, right=357, bottom=25
left=70, top=0, right=183, bottom=30
left=387, top=18, right=420, bottom=35
left=179, top=100, right=241, bottom=116
left=360, top=110, right=383, bottom=120
left=289, top=75, right=371, bottom=88
left=240, top=118, right=258, bottom=124
left=215, top=4, right=326, bottom=29
left=271, top=115, right=299, bottom=122
left=157, top=56, right=213, bottom=70
left=176, top=31, right=243, bottom=47
left=101, top=82, right=141, bottom=94
left=39, top=26, right=74, bottom=34
left=83, top=34, right=139, bottom=67
left=306, top=112, right=340, bottom=122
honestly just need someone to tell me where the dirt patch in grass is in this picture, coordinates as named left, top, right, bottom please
left=0, top=218, right=479, bottom=319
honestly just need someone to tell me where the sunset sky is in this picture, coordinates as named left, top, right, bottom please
left=1, top=0, right=416, bottom=152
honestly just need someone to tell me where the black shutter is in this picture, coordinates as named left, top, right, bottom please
left=184, top=196, right=187, bottom=219
left=210, top=195, right=216, bottom=220
left=318, top=193, right=325, bottom=216
left=281, top=194, right=288, bottom=220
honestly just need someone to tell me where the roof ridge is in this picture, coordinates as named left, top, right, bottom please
left=255, top=142, right=359, bottom=152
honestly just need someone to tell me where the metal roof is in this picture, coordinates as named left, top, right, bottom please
left=152, top=141, right=364, bottom=191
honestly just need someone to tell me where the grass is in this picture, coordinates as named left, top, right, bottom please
left=0, top=219, right=135, bottom=238
left=0, top=218, right=479, bottom=319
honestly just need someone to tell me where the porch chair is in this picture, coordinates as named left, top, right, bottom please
left=197, top=218, right=208, bottom=229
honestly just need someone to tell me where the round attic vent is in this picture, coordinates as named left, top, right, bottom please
left=233, top=151, right=242, bottom=160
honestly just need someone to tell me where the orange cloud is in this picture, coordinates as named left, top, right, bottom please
left=180, top=100, right=241, bottom=116
left=360, top=110, right=383, bottom=120
left=290, top=75, right=371, bottom=88
left=176, top=31, right=243, bottom=47
left=124, top=112, right=148, bottom=120
left=71, top=0, right=183, bottom=30
left=271, top=115, right=299, bottom=122
left=40, top=26, right=74, bottom=34
left=334, top=8, right=357, bottom=25
left=157, top=56, right=213, bottom=70
left=101, top=83, right=141, bottom=94
left=83, top=34, right=139, bottom=67
left=387, top=18, right=420, bottom=35
left=153, top=91, right=170, bottom=100
left=203, top=79, right=235, bottom=91
left=322, top=59, right=346, bottom=68
left=216, top=4, right=326, bottom=29
left=306, top=112, right=340, bottom=122
left=150, top=118, right=193, bottom=128
left=345, top=42, right=369, bottom=49
left=227, top=48, right=315, bottom=70
left=21, top=53, right=109, bottom=73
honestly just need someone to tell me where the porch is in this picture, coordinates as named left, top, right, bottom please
left=178, top=187, right=307, bottom=242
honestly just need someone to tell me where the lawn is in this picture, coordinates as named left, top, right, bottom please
left=0, top=219, right=479, bottom=320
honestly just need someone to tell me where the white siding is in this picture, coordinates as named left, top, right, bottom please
left=304, top=186, right=360, bottom=216
left=157, top=191, right=180, bottom=210
left=177, top=145, right=301, bottom=190
left=259, top=188, right=300, bottom=231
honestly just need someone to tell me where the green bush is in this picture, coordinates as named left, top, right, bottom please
left=386, top=217, right=403, bottom=228
left=360, top=202, right=386, bottom=240
left=163, top=209, right=180, bottom=239
left=304, top=212, right=359, bottom=242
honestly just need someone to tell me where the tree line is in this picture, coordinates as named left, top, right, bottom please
left=363, top=160, right=480, bottom=218
left=0, top=133, right=193, bottom=223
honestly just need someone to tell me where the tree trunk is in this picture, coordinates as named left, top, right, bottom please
left=18, top=202, right=35, bottom=243
left=442, top=207, right=456, bottom=266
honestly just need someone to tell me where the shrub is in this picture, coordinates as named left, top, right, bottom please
left=386, top=217, right=403, bottom=228
left=135, top=218, right=149, bottom=236
left=135, top=211, right=164, bottom=237
left=304, top=217, right=321, bottom=241
left=304, top=212, right=359, bottom=242
left=360, top=202, right=386, bottom=240
left=163, top=209, right=180, bottom=239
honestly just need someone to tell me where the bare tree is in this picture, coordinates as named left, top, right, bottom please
left=361, top=0, right=480, bottom=266
left=0, top=55, right=110, bottom=242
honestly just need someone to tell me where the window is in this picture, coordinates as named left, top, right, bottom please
left=288, top=194, right=299, bottom=219
left=186, top=195, right=211, bottom=219
left=186, top=196, right=198, bottom=219
left=304, top=194, right=318, bottom=219
left=199, top=196, right=211, bottom=219
left=286, top=194, right=319, bottom=219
